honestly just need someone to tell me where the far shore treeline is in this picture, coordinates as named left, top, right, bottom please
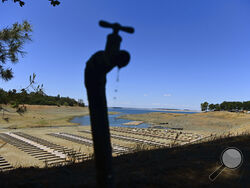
left=201, top=101, right=250, bottom=112
left=0, top=88, right=85, bottom=107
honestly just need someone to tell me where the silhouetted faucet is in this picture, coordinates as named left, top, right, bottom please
left=84, top=20, right=134, bottom=188
left=100, top=20, right=134, bottom=57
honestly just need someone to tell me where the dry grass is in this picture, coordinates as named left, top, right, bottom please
left=118, top=111, right=250, bottom=135
left=0, top=104, right=118, bottom=129
left=0, top=104, right=88, bottom=129
left=1, top=132, right=250, bottom=187
left=133, top=142, right=158, bottom=151
left=1, top=108, right=250, bottom=187
left=0, top=143, right=44, bottom=168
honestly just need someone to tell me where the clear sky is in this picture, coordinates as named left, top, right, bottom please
left=1, top=0, right=250, bottom=110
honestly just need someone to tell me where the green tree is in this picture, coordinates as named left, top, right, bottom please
left=243, top=101, right=250, bottom=111
left=0, top=21, right=32, bottom=81
left=0, top=87, right=83, bottom=107
left=201, top=102, right=209, bottom=111
left=0, top=88, right=8, bottom=104
left=214, top=104, right=221, bottom=111
left=208, top=103, right=215, bottom=111
left=220, top=101, right=227, bottom=111
left=78, top=99, right=85, bottom=107
left=235, top=102, right=243, bottom=111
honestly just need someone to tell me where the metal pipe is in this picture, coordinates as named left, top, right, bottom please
left=84, top=20, right=134, bottom=188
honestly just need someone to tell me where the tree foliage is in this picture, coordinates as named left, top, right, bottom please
left=0, top=73, right=85, bottom=108
left=1, top=0, right=60, bottom=7
left=1, top=0, right=61, bottom=80
left=208, top=103, right=215, bottom=111
left=0, top=21, right=32, bottom=81
left=0, top=87, right=85, bottom=107
left=201, top=101, right=250, bottom=112
left=200, top=102, right=208, bottom=111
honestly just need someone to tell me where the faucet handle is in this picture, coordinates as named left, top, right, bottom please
left=99, top=20, right=134, bottom=34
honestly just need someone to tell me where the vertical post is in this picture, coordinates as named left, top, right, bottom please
left=85, top=50, right=130, bottom=188
left=85, top=77, right=114, bottom=187
left=84, top=20, right=133, bottom=188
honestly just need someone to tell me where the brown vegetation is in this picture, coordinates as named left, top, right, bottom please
left=0, top=105, right=119, bottom=129
left=0, top=105, right=89, bottom=129
left=118, top=111, right=250, bottom=135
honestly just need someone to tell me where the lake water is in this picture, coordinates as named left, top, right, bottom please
left=70, top=107, right=197, bottom=128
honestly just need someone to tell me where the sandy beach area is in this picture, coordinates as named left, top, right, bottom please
left=0, top=105, right=249, bottom=169
left=0, top=105, right=118, bottom=129
left=1, top=104, right=249, bottom=136
left=117, top=111, right=250, bottom=135
left=154, top=108, right=200, bottom=113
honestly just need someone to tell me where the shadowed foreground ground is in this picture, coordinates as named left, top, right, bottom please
left=0, top=134, right=249, bottom=188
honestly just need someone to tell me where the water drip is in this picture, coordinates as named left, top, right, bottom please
left=113, top=68, right=120, bottom=122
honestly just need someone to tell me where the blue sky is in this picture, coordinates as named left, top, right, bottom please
left=1, top=0, right=250, bottom=110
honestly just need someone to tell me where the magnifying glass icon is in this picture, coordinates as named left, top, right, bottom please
left=209, top=147, right=243, bottom=181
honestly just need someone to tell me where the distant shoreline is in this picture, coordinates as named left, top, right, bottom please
left=0, top=105, right=119, bottom=129
left=110, top=107, right=200, bottom=113
left=153, top=108, right=200, bottom=113
left=117, top=111, right=250, bottom=135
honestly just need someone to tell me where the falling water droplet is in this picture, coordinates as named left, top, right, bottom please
left=116, top=68, right=120, bottom=82
left=113, top=68, right=120, bottom=123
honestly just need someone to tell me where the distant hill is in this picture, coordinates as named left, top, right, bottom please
left=155, top=108, right=180, bottom=110
left=0, top=88, right=85, bottom=107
